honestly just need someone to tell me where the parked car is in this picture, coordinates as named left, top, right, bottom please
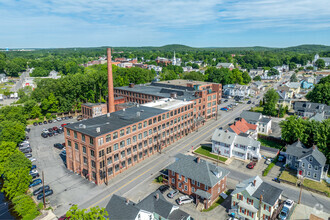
left=33, top=122, right=38, bottom=126
left=247, top=101, right=252, bottom=104
left=38, top=122, right=43, bottom=125
left=77, top=115, right=83, bottom=121
left=53, top=130, right=59, bottom=136
left=278, top=155, right=285, bottom=162
left=167, top=189, right=179, bottom=198
left=29, top=179, right=42, bottom=188
left=52, top=119, right=57, bottom=123
left=33, top=185, right=50, bottom=196
left=48, top=132, right=53, bottom=137
left=224, top=99, right=228, bottom=102
left=158, top=185, right=169, bottom=193
left=61, top=123, right=67, bottom=127
left=48, top=120, right=53, bottom=123
left=41, top=133, right=48, bottom=138
left=227, top=105, right=232, bottom=109
left=279, top=207, right=289, bottom=220
left=68, top=116, right=73, bottom=119
left=21, top=147, right=32, bottom=153
left=30, top=172, right=40, bottom=179
left=43, top=121, right=47, bottom=124
left=29, top=169, right=38, bottom=175
left=29, top=158, right=37, bottom=162
left=60, top=150, right=66, bottom=157
left=220, top=107, right=228, bottom=111
left=25, top=128, right=31, bottom=133
left=265, top=158, right=272, bottom=165
left=25, top=153, right=33, bottom=158
left=247, top=162, right=256, bottom=169
left=37, top=189, right=53, bottom=200
left=48, top=128, right=53, bottom=132
left=284, top=199, right=294, bottom=210
left=54, top=143, right=65, bottom=149
left=56, top=117, right=62, bottom=121
left=176, top=195, right=194, bottom=205
left=53, top=126, right=58, bottom=131
left=31, top=165, right=37, bottom=170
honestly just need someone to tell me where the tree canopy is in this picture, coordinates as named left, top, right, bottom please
left=306, top=75, right=330, bottom=105
left=66, top=205, right=107, bottom=220
left=262, top=89, right=279, bottom=116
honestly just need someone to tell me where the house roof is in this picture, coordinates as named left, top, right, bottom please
left=216, top=63, right=234, bottom=68
left=252, top=182, right=283, bottom=206
left=293, top=101, right=329, bottom=115
left=286, top=82, right=300, bottom=89
left=166, top=154, right=229, bottom=187
left=105, top=195, right=140, bottom=220
left=195, top=189, right=212, bottom=199
left=138, top=190, right=176, bottom=219
left=168, top=209, right=191, bottom=220
left=240, top=111, right=261, bottom=123
left=286, top=141, right=326, bottom=167
left=229, top=118, right=257, bottom=135
left=212, top=129, right=260, bottom=148
left=232, top=176, right=283, bottom=206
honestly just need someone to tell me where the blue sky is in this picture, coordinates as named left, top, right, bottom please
left=1, top=0, right=330, bottom=48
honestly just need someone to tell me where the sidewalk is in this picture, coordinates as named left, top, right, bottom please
left=290, top=204, right=330, bottom=220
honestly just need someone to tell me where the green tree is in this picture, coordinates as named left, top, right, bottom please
left=242, top=71, right=251, bottom=84
left=289, top=62, right=296, bottom=70
left=315, top=59, right=325, bottom=69
left=30, top=67, right=49, bottom=77
left=231, top=69, right=243, bottom=84
left=290, top=73, right=298, bottom=82
left=280, top=116, right=307, bottom=144
left=66, top=205, right=108, bottom=220
left=306, top=79, right=330, bottom=105
left=0, top=142, right=17, bottom=174
left=12, top=194, right=40, bottom=220
left=253, top=75, right=261, bottom=81
left=267, top=69, right=279, bottom=76
left=0, top=120, right=25, bottom=144
left=1, top=151, right=32, bottom=199
left=262, top=89, right=279, bottom=116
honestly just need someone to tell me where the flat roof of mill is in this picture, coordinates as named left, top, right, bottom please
left=65, top=106, right=168, bottom=137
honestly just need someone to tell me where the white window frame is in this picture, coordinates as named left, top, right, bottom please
left=184, top=185, right=188, bottom=191
left=192, top=187, right=195, bottom=192
left=309, top=157, right=313, bottom=162
left=172, top=178, right=175, bottom=184
left=308, top=164, right=312, bottom=169
left=205, top=185, right=208, bottom=190
left=315, top=166, right=318, bottom=171
left=197, top=182, right=200, bottom=187
left=192, top=179, right=195, bottom=185
left=307, top=171, right=311, bottom=176
left=313, top=173, right=317, bottom=178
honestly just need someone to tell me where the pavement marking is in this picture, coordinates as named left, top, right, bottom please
left=87, top=103, right=250, bottom=209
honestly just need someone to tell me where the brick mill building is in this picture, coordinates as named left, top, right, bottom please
left=167, top=154, right=229, bottom=209
left=64, top=48, right=223, bottom=185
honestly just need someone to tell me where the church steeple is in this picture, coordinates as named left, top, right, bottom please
left=173, top=51, right=176, bottom=65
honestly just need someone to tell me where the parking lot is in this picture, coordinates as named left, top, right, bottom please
left=27, top=117, right=109, bottom=216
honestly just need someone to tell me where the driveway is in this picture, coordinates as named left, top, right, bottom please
left=228, top=158, right=269, bottom=177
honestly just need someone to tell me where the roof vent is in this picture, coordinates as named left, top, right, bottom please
left=107, top=113, right=110, bottom=117
left=96, top=127, right=101, bottom=133
left=136, top=112, right=141, bottom=117
left=123, top=108, right=125, bottom=112
left=137, top=104, right=140, bottom=108
left=79, top=124, right=84, bottom=128
left=184, top=98, right=186, bottom=101
left=155, top=193, right=159, bottom=201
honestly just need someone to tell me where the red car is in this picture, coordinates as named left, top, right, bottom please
left=53, top=126, right=58, bottom=131
left=247, top=162, right=256, bottom=169
left=61, top=123, right=67, bottom=127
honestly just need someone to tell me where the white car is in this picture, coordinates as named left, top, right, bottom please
left=176, top=195, right=194, bottom=205
left=265, top=158, right=272, bottom=165
left=284, top=199, right=294, bottom=210
left=29, top=169, right=38, bottom=175
left=56, top=117, right=62, bottom=121
left=29, top=158, right=37, bottom=162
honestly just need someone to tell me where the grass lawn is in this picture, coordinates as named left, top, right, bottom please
left=194, top=146, right=227, bottom=162
left=202, top=191, right=230, bottom=212
left=303, top=179, right=330, bottom=197
left=258, top=138, right=284, bottom=149
left=250, top=106, right=263, bottom=113
left=280, top=170, right=298, bottom=183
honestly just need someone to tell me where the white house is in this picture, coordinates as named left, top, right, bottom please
left=223, top=84, right=250, bottom=98
left=240, top=111, right=272, bottom=135
left=211, top=129, right=261, bottom=161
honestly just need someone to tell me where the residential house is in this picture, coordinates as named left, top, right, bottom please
left=313, top=54, right=330, bottom=67
left=106, top=191, right=191, bottom=220
left=301, top=80, right=314, bottom=89
left=228, top=118, right=257, bottom=139
left=285, top=141, right=328, bottom=182
left=240, top=111, right=272, bottom=135
left=231, top=176, right=283, bottom=220
left=216, top=63, right=234, bottom=70
left=167, top=154, right=229, bottom=209
left=118, top=62, right=133, bottom=68
left=211, top=129, right=261, bottom=161
left=0, top=74, right=8, bottom=83
left=223, top=84, right=250, bottom=98
left=293, top=101, right=330, bottom=120
left=286, top=82, right=301, bottom=94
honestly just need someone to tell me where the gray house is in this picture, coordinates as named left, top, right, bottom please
left=293, top=101, right=330, bottom=120
left=285, top=141, right=327, bottom=182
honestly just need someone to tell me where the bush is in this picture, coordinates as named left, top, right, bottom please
left=157, top=176, right=163, bottom=183
left=45, top=113, right=52, bottom=119
left=263, top=156, right=278, bottom=176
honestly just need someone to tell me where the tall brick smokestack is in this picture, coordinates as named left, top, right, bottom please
left=107, top=48, right=115, bottom=113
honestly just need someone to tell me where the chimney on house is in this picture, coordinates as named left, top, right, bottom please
left=155, top=193, right=159, bottom=201
left=129, top=83, right=135, bottom=88
left=312, top=145, right=316, bottom=150
left=196, top=157, right=200, bottom=163
left=125, top=198, right=129, bottom=205
left=253, top=179, right=256, bottom=186
left=107, top=48, right=115, bottom=113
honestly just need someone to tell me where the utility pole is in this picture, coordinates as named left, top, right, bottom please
left=258, top=194, right=263, bottom=220
left=42, top=171, right=46, bottom=209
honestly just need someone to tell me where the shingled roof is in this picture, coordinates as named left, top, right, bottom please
left=229, top=118, right=257, bottom=135
left=166, top=154, right=229, bottom=187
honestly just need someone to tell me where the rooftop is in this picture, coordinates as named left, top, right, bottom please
left=212, top=129, right=260, bottom=148
left=82, top=102, right=106, bottom=107
left=65, top=106, right=168, bottom=137
left=166, top=154, right=230, bottom=187
left=155, top=79, right=212, bottom=86
left=229, top=118, right=257, bottom=135
left=142, top=98, right=193, bottom=111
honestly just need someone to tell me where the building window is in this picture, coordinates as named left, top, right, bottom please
left=114, top=143, right=119, bottom=151
left=98, top=137, right=104, bottom=146
left=90, top=149, right=95, bottom=157
left=121, top=161, right=126, bottom=168
left=315, top=166, right=318, bottom=171
left=83, top=156, right=87, bottom=164
left=172, top=178, right=175, bottom=184
left=92, top=171, right=96, bottom=179
left=138, top=133, right=142, bottom=140
left=66, top=129, right=70, bottom=136
left=309, top=157, right=313, bottom=162
left=144, top=131, right=148, bottom=138
left=126, top=127, right=131, bottom=134
left=121, top=151, right=125, bottom=159
left=91, top=160, right=96, bottom=168
left=106, top=147, right=112, bottom=154
left=138, top=123, right=142, bottom=129
left=132, top=125, right=136, bottom=132
left=83, top=146, right=86, bottom=153
left=308, top=164, right=312, bottom=169
left=307, top=171, right=311, bottom=176
left=90, top=137, right=94, bottom=145
left=99, top=149, right=104, bottom=157
left=133, top=136, right=137, bottom=143
left=82, top=134, right=85, bottom=142
left=107, top=157, right=112, bottom=165
left=108, top=167, right=113, bottom=175
left=197, top=182, right=200, bottom=187
left=127, top=148, right=132, bottom=155
left=75, top=143, right=78, bottom=150
left=114, top=154, right=119, bottom=162
left=120, top=141, right=125, bottom=148
left=120, top=129, right=125, bottom=137
left=127, top=138, right=131, bottom=145
left=144, top=121, right=147, bottom=127
left=179, top=183, right=182, bottom=188
left=185, top=177, right=188, bottom=183
left=113, top=132, right=118, bottom=139
left=313, top=173, right=317, bottom=178
left=205, top=185, right=208, bottom=190
left=302, top=163, right=305, bottom=168
left=192, top=180, right=195, bottom=185
left=192, top=187, right=195, bottom=192
left=184, top=185, right=188, bottom=191
left=74, top=131, right=77, bottom=139
left=115, top=164, right=119, bottom=172
left=106, top=134, right=111, bottom=142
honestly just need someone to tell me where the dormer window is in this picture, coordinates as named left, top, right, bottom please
left=309, top=157, right=313, bottom=162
